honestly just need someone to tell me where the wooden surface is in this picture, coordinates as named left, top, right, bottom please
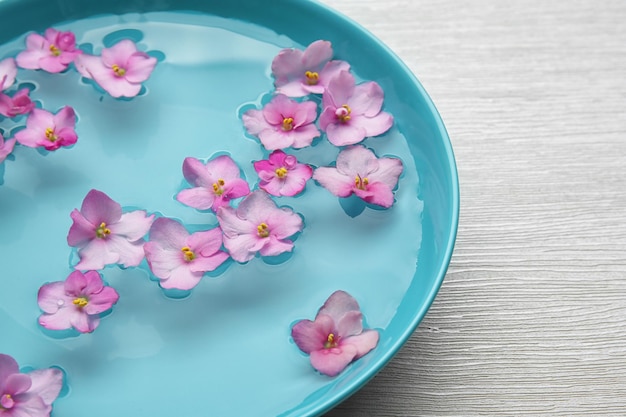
left=319, top=1, right=626, bottom=415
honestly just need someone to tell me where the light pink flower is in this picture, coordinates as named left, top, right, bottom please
left=0, top=133, right=16, bottom=164
left=0, top=58, right=17, bottom=92
left=37, top=270, right=119, bottom=333
left=0, top=88, right=35, bottom=118
left=0, top=353, right=64, bottom=417
left=176, top=155, right=250, bottom=212
left=74, top=39, right=157, bottom=98
left=67, top=189, right=154, bottom=270
left=319, top=71, right=393, bottom=146
left=14, top=107, right=77, bottom=151
left=16, top=28, right=82, bottom=73
left=272, top=40, right=350, bottom=97
left=216, top=190, right=303, bottom=263
left=242, top=94, right=320, bottom=150
left=291, top=290, right=379, bottom=377
left=144, top=217, right=229, bottom=290
left=253, top=150, right=312, bottom=197
left=313, top=145, right=403, bottom=208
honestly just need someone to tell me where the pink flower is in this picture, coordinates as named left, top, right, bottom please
left=67, top=189, right=154, bottom=270
left=291, top=290, right=379, bottom=377
left=176, top=155, right=250, bottom=212
left=319, top=71, right=393, bottom=146
left=0, top=58, right=17, bottom=92
left=242, top=94, right=320, bottom=150
left=16, top=28, right=82, bottom=73
left=37, top=270, right=119, bottom=333
left=272, top=40, right=350, bottom=97
left=74, top=39, right=157, bottom=98
left=217, top=190, right=303, bottom=263
left=0, top=133, right=16, bottom=164
left=144, top=217, right=229, bottom=290
left=14, top=107, right=77, bottom=151
left=313, top=145, right=403, bottom=208
left=0, top=353, right=64, bottom=417
left=0, top=88, right=35, bottom=118
left=253, top=150, right=312, bottom=197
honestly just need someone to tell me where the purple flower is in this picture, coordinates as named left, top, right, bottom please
left=0, top=88, right=35, bottom=118
left=144, top=217, right=230, bottom=290
left=216, top=190, right=303, bottom=263
left=0, top=353, right=64, bottom=417
left=291, top=290, right=379, bottom=377
left=242, top=94, right=320, bottom=150
left=313, top=145, right=403, bottom=208
left=16, top=28, right=82, bottom=73
left=0, top=133, right=16, bottom=165
left=0, top=58, right=17, bottom=92
left=176, top=155, right=251, bottom=212
left=67, top=189, right=154, bottom=270
left=271, top=40, right=350, bottom=97
left=37, top=270, right=119, bottom=333
left=253, top=150, right=312, bottom=197
left=319, top=71, right=393, bottom=146
left=14, top=107, right=77, bottom=151
left=75, top=39, right=157, bottom=98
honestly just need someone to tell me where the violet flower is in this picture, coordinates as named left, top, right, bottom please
left=37, top=270, right=119, bottom=333
left=67, top=189, right=154, bottom=270
left=319, top=71, right=393, bottom=146
left=253, top=150, right=312, bottom=197
left=0, top=88, right=35, bottom=118
left=313, top=145, right=403, bottom=208
left=176, top=155, right=250, bottom=212
left=0, top=353, right=64, bottom=417
left=16, top=28, right=82, bottom=73
left=272, top=40, right=350, bottom=97
left=291, top=290, right=379, bottom=377
left=0, top=133, right=16, bottom=165
left=216, top=190, right=303, bottom=263
left=14, top=107, right=77, bottom=151
left=144, top=217, right=229, bottom=290
left=242, top=94, right=320, bottom=150
left=75, top=39, right=157, bottom=98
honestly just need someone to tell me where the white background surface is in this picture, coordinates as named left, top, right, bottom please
left=319, top=0, right=626, bottom=415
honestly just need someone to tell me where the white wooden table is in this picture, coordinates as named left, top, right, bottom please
left=319, top=1, right=626, bottom=415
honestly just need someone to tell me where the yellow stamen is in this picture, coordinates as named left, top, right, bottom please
left=96, top=222, right=111, bottom=239
left=355, top=176, right=369, bottom=190
left=336, top=104, right=351, bottom=123
left=324, top=333, right=338, bottom=349
left=112, top=64, right=126, bottom=77
left=73, top=297, right=88, bottom=308
left=212, top=179, right=226, bottom=196
left=257, top=222, right=269, bottom=238
left=275, top=167, right=288, bottom=178
left=181, top=246, right=196, bottom=262
left=304, top=71, right=319, bottom=85
left=49, top=44, right=61, bottom=57
left=282, top=117, right=294, bottom=131
left=45, top=127, right=57, bottom=142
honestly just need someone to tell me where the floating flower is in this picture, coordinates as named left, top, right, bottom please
left=217, top=190, right=303, bottom=263
left=37, top=270, right=119, bottom=333
left=291, top=290, right=379, bottom=377
left=75, top=39, right=157, bottom=98
left=253, top=150, right=312, bottom=197
left=313, top=145, right=403, bottom=208
left=14, top=106, right=77, bottom=151
left=0, top=58, right=17, bottom=92
left=67, top=189, right=154, bottom=270
left=176, top=155, right=250, bottom=212
left=271, top=40, right=350, bottom=97
left=319, top=70, right=393, bottom=146
left=16, top=28, right=82, bottom=73
left=144, top=217, right=229, bottom=290
left=0, top=353, right=64, bottom=416
left=242, top=94, right=320, bottom=150
left=0, top=88, right=35, bottom=118
left=0, top=133, right=15, bottom=164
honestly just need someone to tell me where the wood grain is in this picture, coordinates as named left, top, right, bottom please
left=318, top=0, right=626, bottom=415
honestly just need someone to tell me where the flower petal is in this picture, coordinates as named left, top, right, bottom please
left=312, top=167, right=354, bottom=198
left=38, top=307, right=74, bottom=331
left=79, top=189, right=122, bottom=226
left=242, top=109, right=270, bottom=136
left=354, top=181, right=395, bottom=208
left=103, top=234, right=146, bottom=268
left=181, top=157, right=213, bottom=187
left=350, top=112, right=394, bottom=138
left=271, top=48, right=304, bottom=81
left=70, top=309, right=99, bottom=333
left=83, top=286, right=119, bottom=315
left=144, top=241, right=183, bottom=280
left=335, top=145, right=378, bottom=176
left=67, top=209, right=96, bottom=247
left=74, top=238, right=119, bottom=270
left=324, top=70, right=355, bottom=107
left=189, top=250, right=229, bottom=273
left=148, top=217, right=188, bottom=250
left=309, top=344, right=358, bottom=377
left=160, top=265, right=203, bottom=290
left=222, top=232, right=264, bottom=263
left=369, top=155, right=403, bottom=189
left=187, top=227, right=223, bottom=257
left=258, top=236, right=293, bottom=257
left=207, top=155, right=245, bottom=181
left=124, top=53, right=157, bottom=83
left=112, top=210, right=154, bottom=241
left=101, top=39, right=137, bottom=68
left=26, top=368, right=64, bottom=406
left=344, top=329, right=380, bottom=359
left=302, top=40, right=333, bottom=71
left=291, top=314, right=335, bottom=354
left=325, top=122, right=367, bottom=147
left=0, top=57, right=17, bottom=91
left=348, top=81, right=385, bottom=117
left=317, top=290, right=361, bottom=322
left=64, top=270, right=88, bottom=296
left=176, top=187, right=216, bottom=211
left=4, top=373, right=32, bottom=395
left=0, top=354, right=20, bottom=389
left=73, top=53, right=103, bottom=79
left=336, top=310, right=364, bottom=338
left=37, top=282, right=69, bottom=314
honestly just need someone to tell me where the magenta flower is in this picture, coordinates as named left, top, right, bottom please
left=291, top=290, right=379, bottom=377
left=319, top=71, right=393, bottom=146
left=0, top=354, right=64, bottom=417
left=67, top=189, right=154, bottom=270
left=0, top=133, right=16, bottom=164
left=144, top=217, right=229, bottom=290
left=0, top=58, right=17, bottom=92
left=37, top=270, right=119, bottom=333
left=176, top=155, right=250, bottom=212
left=0, top=88, right=35, bottom=118
left=242, top=94, right=320, bottom=150
left=272, top=40, right=350, bottom=97
left=75, top=39, right=157, bottom=98
left=16, top=28, right=82, bottom=73
left=14, top=107, right=77, bottom=151
left=253, top=150, right=312, bottom=197
left=216, top=190, right=303, bottom=263
left=313, top=145, right=403, bottom=208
